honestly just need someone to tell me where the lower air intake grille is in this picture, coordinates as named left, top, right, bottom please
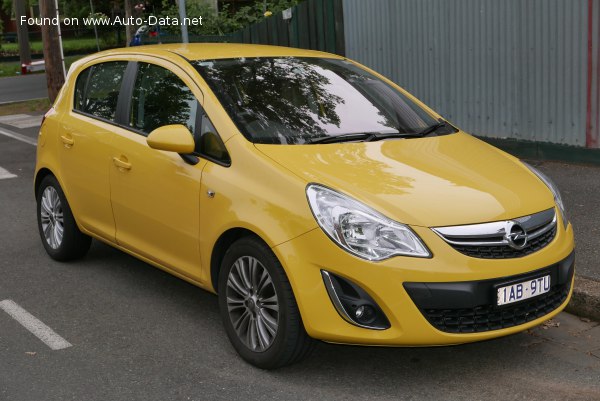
left=403, top=253, right=575, bottom=334
left=422, top=282, right=569, bottom=333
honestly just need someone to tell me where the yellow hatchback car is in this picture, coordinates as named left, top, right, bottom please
left=35, top=44, right=575, bottom=369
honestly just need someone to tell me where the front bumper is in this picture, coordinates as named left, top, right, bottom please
left=404, top=252, right=574, bottom=333
left=272, top=219, right=575, bottom=346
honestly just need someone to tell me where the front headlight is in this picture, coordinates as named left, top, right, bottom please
left=306, top=184, right=431, bottom=260
left=523, top=162, right=569, bottom=228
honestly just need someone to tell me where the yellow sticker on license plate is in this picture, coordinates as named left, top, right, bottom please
left=497, top=275, right=551, bottom=306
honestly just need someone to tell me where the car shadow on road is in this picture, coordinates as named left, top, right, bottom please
left=65, top=240, right=600, bottom=401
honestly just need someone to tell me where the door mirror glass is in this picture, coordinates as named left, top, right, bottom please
left=147, top=124, right=195, bottom=154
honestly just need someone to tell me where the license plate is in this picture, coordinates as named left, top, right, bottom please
left=497, top=275, right=551, bottom=306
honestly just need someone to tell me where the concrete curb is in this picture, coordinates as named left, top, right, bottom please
left=565, top=275, right=600, bottom=322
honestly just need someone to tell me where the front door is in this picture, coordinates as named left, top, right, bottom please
left=109, top=61, right=206, bottom=281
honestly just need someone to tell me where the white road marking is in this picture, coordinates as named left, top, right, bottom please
left=0, top=167, right=17, bottom=180
left=0, top=114, right=43, bottom=129
left=0, top=300, right=72, bottom=350
left=0, top=126, right=37, bottom=146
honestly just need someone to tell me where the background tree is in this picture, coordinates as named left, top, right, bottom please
left=158, top=0, right=299, bottom=36
left=14, top=0, right=31, bottom=66
left=39, top=0, right=64, bottom=101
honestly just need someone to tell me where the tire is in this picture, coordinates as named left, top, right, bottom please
left=218, top=236, right=315, bottom=369
left=36, top=175, right=91, bottom=261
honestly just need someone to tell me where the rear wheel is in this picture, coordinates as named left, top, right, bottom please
left=218, top=236, right=314, bottom=369
left=36, top=175, right=91, bottom=261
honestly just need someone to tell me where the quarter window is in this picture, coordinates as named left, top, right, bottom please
left=73, top=68, right=91, bottom=111
left=75, top=61, right=128, bottom=121
left=129, top=63, right=198, bottom=136
left=198, top=113, right=230, bottom=165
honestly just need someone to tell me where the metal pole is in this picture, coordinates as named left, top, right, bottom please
left=89, top=0, right=100, bottom=51
left=53, top=0, right=66, bottom=78
left=177, top=0, right=189, bottom=43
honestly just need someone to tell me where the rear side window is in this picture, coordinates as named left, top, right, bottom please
left=74, top=61, right=128, bottom=122
left=129, top=62, right=198, bottom=135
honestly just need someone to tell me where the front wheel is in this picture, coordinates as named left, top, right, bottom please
left=218, top=237, right=314, bottom=369
left=36, top=175, right=91, bottom=261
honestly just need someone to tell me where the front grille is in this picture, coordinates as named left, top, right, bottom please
left=432, top=208, right=557, bottom=259
left=422, top=281, right=570, bottom=333
left=451, top=225, right=557, bottom=259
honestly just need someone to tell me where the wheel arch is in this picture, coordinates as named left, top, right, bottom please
left=34, top=167, right=56, bottom=198
left=210, top=227, right=269, bottom=293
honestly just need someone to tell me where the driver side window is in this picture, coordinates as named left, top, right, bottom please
left=129, top=62, right=198, bottom=136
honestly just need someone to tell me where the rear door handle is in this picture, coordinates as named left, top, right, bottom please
left=112, top=156, right=132, bottom=171
left=60, top=135, right=74, bottom=147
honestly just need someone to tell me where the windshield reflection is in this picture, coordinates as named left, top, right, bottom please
left=194, top=57, right=441, bottom=145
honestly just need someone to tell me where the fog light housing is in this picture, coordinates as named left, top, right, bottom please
left=354, top=305, right=376, bottom=325
left=321, top=270, right=390, bottom=330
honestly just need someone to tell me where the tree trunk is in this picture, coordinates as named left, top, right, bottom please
left=40, top=0, right=65, bottom=102
left=13, top=0, right=31, bottom=66
left=125, top=0, right=134, bottom=46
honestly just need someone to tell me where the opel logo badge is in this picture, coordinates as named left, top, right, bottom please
left=505, top=221, right=528, bottom=250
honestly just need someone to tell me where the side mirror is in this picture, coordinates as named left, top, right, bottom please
left=147, top=124, right=195, bottom=154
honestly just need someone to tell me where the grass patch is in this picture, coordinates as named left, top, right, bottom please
left=1, top=36, right=118, bottom=55
left=0, top=55, right=84, bottom=78
left=0, top=60, right=21, bottom=77
left=0, top=98, right=51, bottom=116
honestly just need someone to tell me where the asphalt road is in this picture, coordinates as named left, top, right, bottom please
left=0, top=121, right=599, bottom=401
left=0, top=75, right=48, bottom=104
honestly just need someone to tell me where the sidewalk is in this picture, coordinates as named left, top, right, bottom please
left=533, top=161, right=600, bottom=321
left=0, top=114, right=598, bottom=321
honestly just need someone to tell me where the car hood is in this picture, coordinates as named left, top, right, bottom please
left=254, top=132, right=555, bottom=227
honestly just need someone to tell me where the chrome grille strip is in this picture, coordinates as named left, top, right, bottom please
left=432, top=208, right=556, bottom=248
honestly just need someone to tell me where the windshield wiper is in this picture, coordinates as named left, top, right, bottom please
left=366, top=132, right=425, bottom=141
left=307, top=122, right=457, bottom=144
left=307, top=132, right=380, bottom=144
left=417, top=120, right=457, bottom=136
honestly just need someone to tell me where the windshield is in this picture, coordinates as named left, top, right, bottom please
left=193, top=57, right=447, bottom=145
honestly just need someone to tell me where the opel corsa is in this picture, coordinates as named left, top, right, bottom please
left=35, top=44, right=575, bottom=369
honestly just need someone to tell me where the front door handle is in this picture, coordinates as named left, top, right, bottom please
left=112, top=156, right=132, bottom=171
left=60, top=135, right=74, bottom=148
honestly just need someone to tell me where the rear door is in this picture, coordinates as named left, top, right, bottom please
left=58, top=60, right=128, bottom=242
left=108, top=59, right=207, bottom=281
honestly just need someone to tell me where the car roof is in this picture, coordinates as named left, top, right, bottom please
left=86, top=43, right=344, bottom=62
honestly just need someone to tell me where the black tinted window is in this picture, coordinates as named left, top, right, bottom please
left=79, top=61, right=127, bottom=121
left=73, top=67, right=91, bottom=111
left=194, top=57, right=442, bottom=145
left=130, top=63, right=198, bottom=135
left=198, top=113, right=230, bottom=164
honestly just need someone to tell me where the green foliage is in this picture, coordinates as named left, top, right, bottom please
left=158, top=0, right=300, bottom=36
left=228, top=0, right=299, bottom=32
left=61, top=0, right=92, bottom=20
left=1, top=0, right=12, bottom=15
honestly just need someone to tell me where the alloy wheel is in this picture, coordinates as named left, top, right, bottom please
left=40, top=186, right=64, bottom=249
left=226, top=256, right=280, bottom=352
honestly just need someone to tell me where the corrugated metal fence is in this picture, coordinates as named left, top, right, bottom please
left=343, top=0, right=599, bottom=148
left=229, top=0, right=345, bottom=54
